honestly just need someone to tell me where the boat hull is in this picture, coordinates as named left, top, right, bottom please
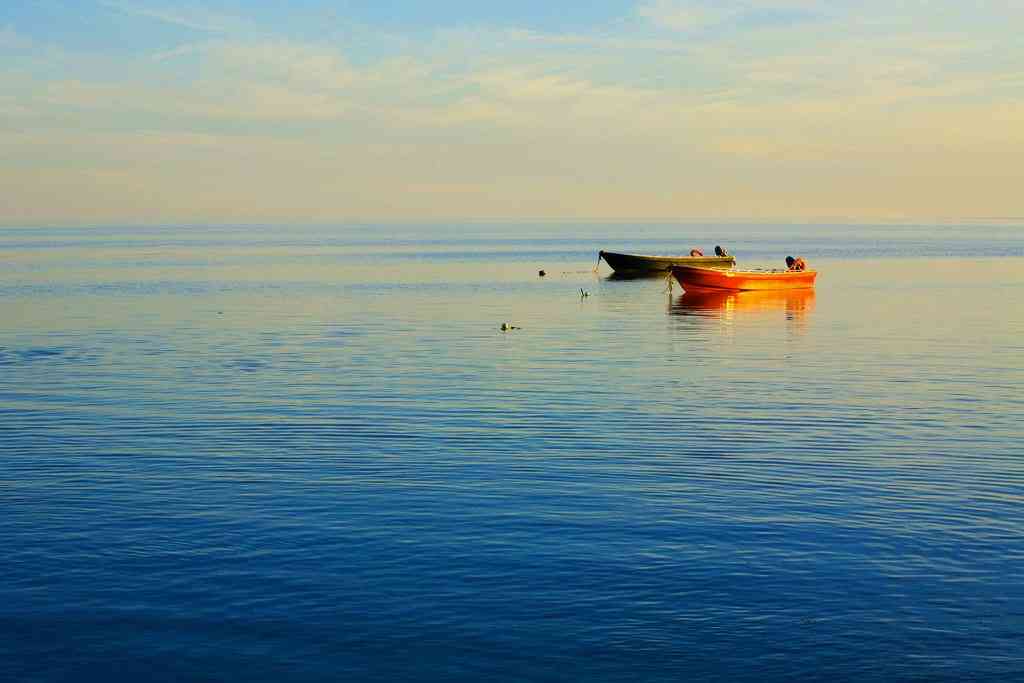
left=599, top=250, right=735, bottom=273
left=671, top=264, right=816, bottom=291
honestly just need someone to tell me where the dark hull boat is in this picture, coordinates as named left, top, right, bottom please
left=599, top=250, right=735, bottom=274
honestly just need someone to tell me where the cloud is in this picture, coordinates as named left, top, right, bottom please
left=4, top=2, right=1024, bottom=222
left=637, top=0, right=821, bottom=32
left=0, top=24, right=32, bottom=50
left=209, top=41, right=358, bottom=89
left=99, top=1, right=244, bottom=33
left=42, top=77, right=354, bottom=122
left=0, top=96, right=31, bottom=117
left=637, top=1, right=735, bottom=31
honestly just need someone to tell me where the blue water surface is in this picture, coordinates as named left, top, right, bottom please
left=2, top=223, right=1023, bottom=681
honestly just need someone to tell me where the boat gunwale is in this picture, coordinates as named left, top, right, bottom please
left=599, top=250, right=735, bottom=261
left=599, top=251, right=736, bottom=273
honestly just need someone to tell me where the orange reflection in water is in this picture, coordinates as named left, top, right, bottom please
left=671, top=288, right=816, bottom=324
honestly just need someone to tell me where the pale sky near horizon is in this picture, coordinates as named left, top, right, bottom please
left=1, top=1, right=1022, bottom=225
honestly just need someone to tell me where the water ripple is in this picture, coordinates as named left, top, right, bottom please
left=1, top=225, right=1023, bottom=682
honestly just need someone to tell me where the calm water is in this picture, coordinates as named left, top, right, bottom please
left=2, top=223, right=1023, bottom=682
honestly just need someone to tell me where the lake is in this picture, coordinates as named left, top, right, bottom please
left=2, top=222, right=1023, bottom=681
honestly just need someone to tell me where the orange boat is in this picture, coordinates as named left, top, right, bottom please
left=671, top=264, right=816, bottom=291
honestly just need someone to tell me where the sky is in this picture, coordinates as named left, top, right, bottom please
left=1, top=0, right=1022, bottom=225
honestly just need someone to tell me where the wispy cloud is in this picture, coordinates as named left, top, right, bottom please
left=0, top=24, right=32, bottom=50
left=637, top=2, right=734, bottom=32
left=637, top=0, right=822, bottom=32
left=99, top=1, right=244, bottom=33
left=4, top=1, right=1024, bottom=222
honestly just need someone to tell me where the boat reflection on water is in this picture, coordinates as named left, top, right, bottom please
left=671, top=287, right=816, bottom=325
left=604, top=270, right=669, bottom=282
